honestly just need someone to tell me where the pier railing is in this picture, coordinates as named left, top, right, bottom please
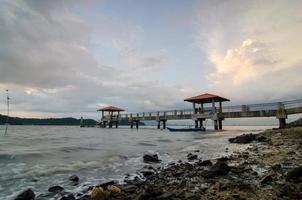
left=103, top=99, right=302, bottom=121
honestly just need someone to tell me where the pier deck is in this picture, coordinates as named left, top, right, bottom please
left=100, top=99, right=302, bottom=130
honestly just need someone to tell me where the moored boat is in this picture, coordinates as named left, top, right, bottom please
left=167, top=127, right=206, bottom=132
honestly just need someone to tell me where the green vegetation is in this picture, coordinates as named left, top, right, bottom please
left=0, top=114, right=97, bottom=126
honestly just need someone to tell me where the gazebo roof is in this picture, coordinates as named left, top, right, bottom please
left=184, top=93, right=230, bottom=104
left=97, top=106, right=125, bottom=112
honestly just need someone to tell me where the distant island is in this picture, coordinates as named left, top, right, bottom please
left=0, top=114, right=145, bottom=126
left=0, top=114, right=97, bottom=126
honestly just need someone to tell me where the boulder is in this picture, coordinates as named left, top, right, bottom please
left=143, top=154, right=161, bottom=163
left=228, top=133, right=257, bottom=144
left=60, top=194, right=76, bottom=200
left=15, top=189, right=35, bottom=200
left=187, top=153, right=198, bottom=161
left=202, top=161, right=230, bottom=178
left=48, top=186, right=64, bottom=193
left=69, top=175, right=79, bottom=182
left=198, top=160, right=213, bottom=166
left=97, top=180, right=116, bottom=189
left=286, top=166, right=302, bottom=183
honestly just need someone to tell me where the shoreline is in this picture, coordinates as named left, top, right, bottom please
left=15, top=127, right=302, bottom=200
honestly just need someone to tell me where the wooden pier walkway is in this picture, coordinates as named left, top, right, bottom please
left=98, top=95, right=302, bottom=130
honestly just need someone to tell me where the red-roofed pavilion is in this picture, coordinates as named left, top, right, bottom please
left=97, top=106, right=124, bottom=128
left=184, top=93, right=230, bottom=130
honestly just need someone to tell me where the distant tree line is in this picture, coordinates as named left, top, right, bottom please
left=0, top=114, right=97, bottom=126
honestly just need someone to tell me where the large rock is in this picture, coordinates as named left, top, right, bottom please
left=229, top=133, right=257, bottom=144
left=48, top=186, right=64, bottom=193
left=202, top=161, right=230, bottom=178
left=15, top=189, right=35, bottom=200
left=143, top=154, right=161, bottom=163
left=187, top=153, right=198, bottom=161
left=286, top=166, right=302, bottom=183
left=69, top=175, right=79, bottom=182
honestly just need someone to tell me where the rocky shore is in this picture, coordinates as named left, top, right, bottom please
left=16, top=127, right=302, bottom=200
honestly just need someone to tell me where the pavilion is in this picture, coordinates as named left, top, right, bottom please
left=97, top=106, right=124, bottom=128
left=184, top=93, right=230, bottom=130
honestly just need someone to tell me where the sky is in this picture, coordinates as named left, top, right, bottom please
left=0, top=0, right=302, bottom=120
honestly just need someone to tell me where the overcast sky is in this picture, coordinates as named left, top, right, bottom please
left=0, top=0, right=301, bottom=119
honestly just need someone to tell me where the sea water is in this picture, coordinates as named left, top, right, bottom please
left=0, top=125, right=274, bottom=199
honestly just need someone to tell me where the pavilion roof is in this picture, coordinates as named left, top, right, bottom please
left=184, top=93, right=230, bottom=104
left=97, top=106, right=125, bottom=112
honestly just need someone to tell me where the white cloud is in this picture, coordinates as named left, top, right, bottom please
left=195, top=0, right=302, bottom=103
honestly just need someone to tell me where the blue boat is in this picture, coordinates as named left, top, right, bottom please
left=167, top=127, right=206, bottom=132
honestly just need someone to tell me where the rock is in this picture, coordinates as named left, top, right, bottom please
left=156, top=192, right=174, bottom=199
left=229, top=133, right=257, bottom=144
left=260, top=173, right=274, bottom=184
left=91, top=187, right=106, bottom=200
left=202, top=161, right=230, bottom=178
left=69, top=175, right=79, bottom=182
left=256, top=135, right=270, bottom=142
left=286, top=166, right=302, bottom=183
left=198, top=160, right=212, bottom=166
left=187, top=153, right=198, bottom=160
left=143, top=154, right=161, bottom=163
left=15, top=189, right=35, bottom=200
left=60, top=194, right=76, bottom=200
left=48, top=186, right=64, bottom=193
left=141, top=170, right=155, bottom=177
left=107, top=185, right=121, bottom=195
left=97, top=180, right=116, bottom=189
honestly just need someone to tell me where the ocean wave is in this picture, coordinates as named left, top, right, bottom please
left=58, top=146, right=103, bottom=153
left=137, top=142, right=157, bottom=146
left=0, top=152, right=44, bottom=161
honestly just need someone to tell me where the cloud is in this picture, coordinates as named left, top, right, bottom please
left=195, top=0, right=302, bottom=103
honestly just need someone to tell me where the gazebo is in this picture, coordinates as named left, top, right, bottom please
left=97, top=106, right=124, bottom=128
left=184, top=93, right=230, bottom=130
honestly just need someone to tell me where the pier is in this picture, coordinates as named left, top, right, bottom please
left=97, top=93, right=302, bottom=130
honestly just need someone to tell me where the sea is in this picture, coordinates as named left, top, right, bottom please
left=0, top=125, right=275, bottom=199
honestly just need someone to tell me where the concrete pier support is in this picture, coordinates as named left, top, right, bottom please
left=278, top=118, right=286, bottom=129
left=157, top=121, right=161, bottom=129
left=115, top=121, right=118, bottom=128
left=163, top=120, right=166, bottom=129
left=218, top=119, right=223, bottom=130
left=130, top=121, right=133, bottom=129
left=195, top=120, right=198, bottom=128
left=214, top=120, right=218, bottom=130
left=136, top=120, right=139, bottom=129
left=109, top=122, right=112, bottom=128
left=199, top=119, right=203, bottom=128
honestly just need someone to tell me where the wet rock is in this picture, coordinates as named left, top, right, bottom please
left=256, top=135, right=270, bottom=142
left=140, top=170, right=155, bottom=177
left=69, top=175, right=79, bottom=182
left=60, top=194, right=76, bottom=200
left=198, top=159, right=212, bottom=166
left=202, top=161, right=230, bottom=178
left=143, top=154, right=161, bottom=163
left=15, top=189, right=35, bottom=200
left=260, top=173, right=274, bottom=184
left=156, top=192, right=174, bottom=199
left=97, top=180, right=116, bottom=189
left=107, top=185, right=121, bottom=195
left=229, top=133, right=257, bottom=144
left=187, top=153, right=198, bottom=160
left=48, top=186, right=64, bottom=193
left=286, top=166, right=302, bottom=183
left=91, top=187, right=106, bottom=199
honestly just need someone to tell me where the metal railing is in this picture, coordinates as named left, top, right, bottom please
left=102, top=99, right=302, bottom=120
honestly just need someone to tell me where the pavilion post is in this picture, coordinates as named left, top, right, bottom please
left=195, top=120, right=198, bottom=128
left=136, top=120, right=139, bottom=129
left=130, top=121, right=133, bottom=129
left=199, top=119, right=203, bottom=128
left=157, top=121, right=161, bottom=129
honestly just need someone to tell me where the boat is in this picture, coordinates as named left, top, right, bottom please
left=167, top=127, right=206, bottom=132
